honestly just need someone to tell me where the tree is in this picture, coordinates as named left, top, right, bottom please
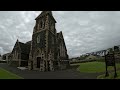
left=114, top=46, right=119, bottom=52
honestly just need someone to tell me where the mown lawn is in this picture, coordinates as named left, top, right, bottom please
left=97, top=71, right=120, bottom=79
left=0, top=68, right=23, bottom=79
left=76, top=61, right=120, bottom=73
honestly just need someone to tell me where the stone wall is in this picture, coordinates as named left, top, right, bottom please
left=9, top=61, right=19, bottom=67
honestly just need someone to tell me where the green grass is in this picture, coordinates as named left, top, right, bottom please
left=0, top=68, right=23, bottom=79
left=76, top=61, right=120, bottom=73
left=97, top=71, right=120, bottom=79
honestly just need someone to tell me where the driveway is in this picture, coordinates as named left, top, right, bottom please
left=0, top=63, right=101, bottom=79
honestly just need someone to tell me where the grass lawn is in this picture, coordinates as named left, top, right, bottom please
left=75, top=61, right=120, bottom=73
left=97, top=71, right=120, bottom=79
left=0, top=68, right=23, bottom=79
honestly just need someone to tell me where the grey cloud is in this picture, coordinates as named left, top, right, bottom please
left=1, top=11, right=120, bottom=58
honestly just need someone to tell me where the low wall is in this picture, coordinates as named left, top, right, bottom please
left=70, top=60, right=96, bottom=64
left=0, top=61, right=7, bottom=63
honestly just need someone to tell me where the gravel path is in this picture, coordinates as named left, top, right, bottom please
left=0, top=63, right=102, bottom=79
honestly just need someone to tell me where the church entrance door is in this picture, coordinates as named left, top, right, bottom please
left=31, top=61, right=33, bottom=70
left=37, top=57, right=41, bottom=68
left=47, top=61, right=50, bottom=71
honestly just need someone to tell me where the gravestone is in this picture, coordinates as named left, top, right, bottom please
left=105, top=51, right=117, bottom=78
left=114, top=46, right=120, bottom=63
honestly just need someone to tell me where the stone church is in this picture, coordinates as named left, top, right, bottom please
left=9, top=11, right=69, bottom=71
left=8, top=40, right=31, bottom=67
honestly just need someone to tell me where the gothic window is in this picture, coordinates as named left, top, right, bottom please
left=43, top=18, right=46, bottom=29
left=43, top=21, right=45, bottom=29
left=40, top=20, right=45, bottom=29
left=14, top=51, right=16, bottom=59
left=50, top=22, right=55, bottom=33
left=40, top=21, right=42, bottom=28
left=51, top=23, right=54, bottom=30
left=37, top=35, right=40, bottom=43
left=52, top=37, right=54, bottom=45
left=37, top=23, right=39, bottom=30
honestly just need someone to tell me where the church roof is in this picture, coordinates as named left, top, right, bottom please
left=40, top=11, right=52, bottom=16
left=57, top=31, right=67, bottom=51
left=35, top=11, right=57, bottom=23
left=25, top=41, right=31, bottom=45
left=19, top=42, right=31, bottom=54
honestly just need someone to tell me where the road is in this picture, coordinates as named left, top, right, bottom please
left=0, top=63, right=102, bottom=79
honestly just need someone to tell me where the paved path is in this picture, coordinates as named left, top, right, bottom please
left=0, top=63, right=102, bottom=79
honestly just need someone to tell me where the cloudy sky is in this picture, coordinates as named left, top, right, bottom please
left=0, top=11, right=120, bottom=57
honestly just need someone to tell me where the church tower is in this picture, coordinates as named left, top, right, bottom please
left=28, top=11, right=58, bottom=71
left=28, top=11, right=69, bottom=71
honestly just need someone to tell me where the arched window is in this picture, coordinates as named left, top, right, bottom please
left=40, top=21, right=42, bottom=28
left=37, top=23, right=40, bottom=30
left=52, top=37, right=54, bottom=44
left=43, top=21, right=45, bottom=29
left=37, top=35, right=40, bottom=43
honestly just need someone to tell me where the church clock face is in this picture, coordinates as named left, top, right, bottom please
left=37, top=35, right=40, bottom=43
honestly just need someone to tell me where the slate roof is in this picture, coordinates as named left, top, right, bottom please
left=57, top=32, right=67, bottom=51
left=19, top=42, right=31, bottom=54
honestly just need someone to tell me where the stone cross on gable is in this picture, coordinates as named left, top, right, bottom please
left=16, top=35, right=20, bottom=41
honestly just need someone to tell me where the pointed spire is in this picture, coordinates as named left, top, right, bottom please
left=35, top=11, right=56, bottom=23
left=16, top=35, right=20, bottom=42
left=35, top=11, right=52, bottom=20
left=17, top=39, right=19, bottom=42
